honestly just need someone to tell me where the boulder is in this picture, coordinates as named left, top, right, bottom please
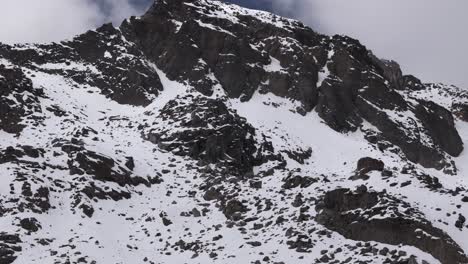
left=316, top=187, right=468, bottom=264
left=0, top=233, right=21, bottom=264
left=19, top=218, right=41, bottom=232
left=223, top=199, right=248, bottom=220
left=357, top=157, right=385, bottom=175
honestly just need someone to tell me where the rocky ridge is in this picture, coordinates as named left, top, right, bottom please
left=0, top=0, right=468, bottom=263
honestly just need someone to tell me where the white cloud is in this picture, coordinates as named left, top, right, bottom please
left=0, top=0, right=144, bottom=44
left=268, top=0, right=468, bottom=88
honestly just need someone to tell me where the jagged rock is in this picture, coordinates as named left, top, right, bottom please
left=0, top=0, right=466, bottom=263
left=81, top=184, right=131, bottom=201
left=125, top=157, right=135, bottom=171
left=453, top=104, right=468, bottom=122
left=19, top=218, right=41, bottom=232
left=414, top=100, right=463, bottom=157
left=249, top=180, right=262, bottom=189
left=160, top=212, right=173, bottom=226
left=0, top=146, right=45, bottom=164
left=0, top=66, right=42, bottom=134
left=455, top=214, right=466, bottom=229
left=144, top=95, right=279, bottom=175
left=286, top=234, right=314, bottom=253
left=2, top=25, right=163, bottom=107
left=284, top=148, right=313, bottom=164
left=2, top=0, right=462, bottom=174
left=368, top=52, right=424, bottom=91
left=292, top=193, right=304, bottom=207
left=223, top=199, right=248, bottom=220
left=0, top=233, right=21, bottom=264
left=282, top=175, right=317, bottom=189
left=316, top=187, right=468, bottom=264
left=203, top=188, right=223, bottom=201
left=79, top=203, right=95, bottom=218
left=315, top=73, right=362, bottom=133
left=59, top=140, right=149, bottom=187
left=121, top=0, right=322, bottom=108
left=357, top=157, right=385, bottom=175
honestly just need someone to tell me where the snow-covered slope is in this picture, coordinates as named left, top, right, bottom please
left=1, top=1, right=468, bottom=264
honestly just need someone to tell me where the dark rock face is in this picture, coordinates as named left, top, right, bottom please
left=0, top=24, right=163, bottom=107
left=357, top=157, right=385, bottom=175
left=58, top=140, right=150, bottom=187
left=355, top=83, right=461, bottom=173
left=63, top=24, right=163, bottom=106
left=120, top=0, right=323, bottom=110
left=116, top=0, right=464, bottom=173
left=321, top=35, right=460, bottom=172
left=0, top=233, right=21, bottom=264
left=223, top=199, right=248, bottom=220
left=203, top=187, right=223, bottom=201
left=315, top=76, right=362, bottom=132
left=0, top=146, right=51, bottom=216
left=0, top=0, right=461, bottom=173
left=282, top=175, right=317, bottom=189
left=0, top=66, right=42, bottom=134
left=414, top=100, right=463, bottom=157
left=144, top=95, right=276, bottom=175
left=0, top=146, right=45, bottom=164
left=316, top=187, right=468, bottom=264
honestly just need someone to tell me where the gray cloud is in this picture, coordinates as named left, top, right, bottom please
left=0, top=0, right=146, bottom=44
left=268, top=0, right=468, bottom=88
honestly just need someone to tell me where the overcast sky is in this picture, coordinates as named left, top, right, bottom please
left=0, top=0, right=466, bottom=89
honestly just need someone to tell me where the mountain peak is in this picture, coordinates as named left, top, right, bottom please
left=1, top=2, right=468, bottom=264
left=143, top=0, right=304, bottom=30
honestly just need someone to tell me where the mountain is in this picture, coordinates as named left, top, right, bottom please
left=1, top=0, right=468, bottom=263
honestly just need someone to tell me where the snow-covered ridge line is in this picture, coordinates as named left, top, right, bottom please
left=183, top=0, right=302, bottom=30
left=1, top=0, right=468, bottom=263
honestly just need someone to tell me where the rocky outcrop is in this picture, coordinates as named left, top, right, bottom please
left=63, top=24, right=163, bottom=106
left=316, top=187, right=468, bottom=264
left=120, top=0, right=323, bottom=109
left=19, top=218, right=41, bottom=232
left=0, top=24, right=162, bottom=107
left=117, top=0, right=465, bottom=173
left=0, top=145, right=45, bottom=164
left=282, top=174, right=317, bottom=189
left=414, top=100, right=463, bottom=156
left=356, top=82, right=461, bottom=173
left=57, top=140, right=150, bottom=187
left=0, top=233, right=21, bottom=264
left=0, top=0, right=463, bottom=173
left=356, top=157, right=384, bottom=175
left=144, top=95, right=279, bottom=175
left=222, top=199, right=248, bottom=220
left=0, top=66, right=42, bottom=134
left=0, top=1, right=467, bottom=263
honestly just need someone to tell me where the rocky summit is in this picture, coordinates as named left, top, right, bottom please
left=1, top=0, right=468, bottom=263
